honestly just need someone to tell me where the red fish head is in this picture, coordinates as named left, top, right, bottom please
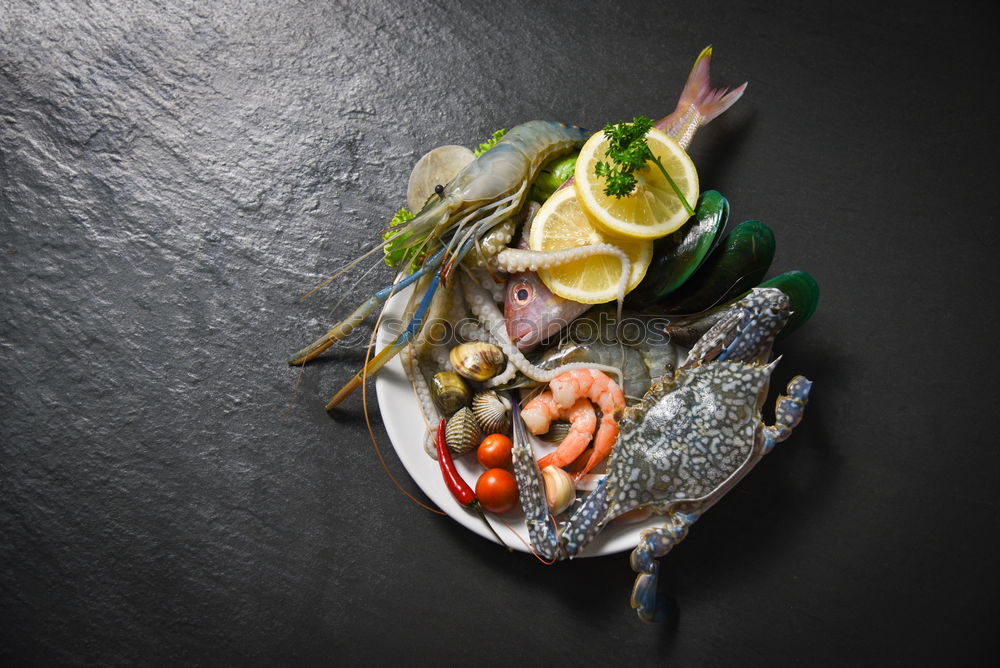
left=504, top=273, right=589, bottom=352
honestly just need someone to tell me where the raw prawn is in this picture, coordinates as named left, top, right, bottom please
left=289, top=120, right=593, bottom=408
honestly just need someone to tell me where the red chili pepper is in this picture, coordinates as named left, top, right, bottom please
left=435, top=419, right=511, bottom=551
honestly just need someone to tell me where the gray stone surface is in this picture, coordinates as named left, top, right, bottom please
left=2, top=1, right=997, bottom=664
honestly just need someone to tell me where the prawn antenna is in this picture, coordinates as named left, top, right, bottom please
left=298, top=238, right=389, bottom=301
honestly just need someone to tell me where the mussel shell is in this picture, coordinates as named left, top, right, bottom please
left=450, top=341, right=506, bottom=382
left=757, top=270, right=820, bottom=339
left=471, top=390, right=511, bottom=435
left=659, top=219, right=776, bottom=315
left=431, top=371, right=469, bottom=415
left=445, top=407, right=482, bottom=455
left=627, top=190, right=729, bottom=307
left=665, top=270, right=819, bottom=347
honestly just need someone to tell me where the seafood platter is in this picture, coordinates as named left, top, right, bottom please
left=290, top=47, right=819, bottom=622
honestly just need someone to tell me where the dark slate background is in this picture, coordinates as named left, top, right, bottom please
left=2, top=1, right=997, bottom=665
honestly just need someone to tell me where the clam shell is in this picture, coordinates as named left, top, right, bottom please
left=445, top=407, right=481, bottom=455
left=431, top=371, right=469, bottom=415
left=406, top=144, right=475, bottom=213
left=450, top=341, right=506, bottom=382
left=471, top=390, right=511, bottom=435
left=538, top=420, right=572, bottom=443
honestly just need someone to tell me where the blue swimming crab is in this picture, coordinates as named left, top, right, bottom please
left=511, top=287, right=812, bottom=622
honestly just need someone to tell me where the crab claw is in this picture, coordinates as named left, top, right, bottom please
left=509, top=396, right=563, bottom=561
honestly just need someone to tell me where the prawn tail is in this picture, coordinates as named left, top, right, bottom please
left=656, top=46, right=748, bottom=146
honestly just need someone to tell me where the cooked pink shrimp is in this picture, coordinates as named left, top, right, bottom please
left=522, top=392, right=598, bottom=470
left=520, top=391, right=562, bottom=434
left=548, top=369, right=625, bottom=477
left=536, top=398, right=598, bottom=470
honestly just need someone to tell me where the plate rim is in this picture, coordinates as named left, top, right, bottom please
left=373, top=285, right=661, bottom=557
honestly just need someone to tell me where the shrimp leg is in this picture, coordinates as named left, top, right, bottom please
left=324, top=273, right=441, bottom=410
left=287, top=247, right=448, bottom=366
left=289, top=207, right=510, bottom=368
left=318, top=231, right=493, bottom=408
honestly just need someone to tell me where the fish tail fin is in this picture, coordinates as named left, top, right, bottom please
left=680, top=46, right=748, bottom=124
left=656, top=46, right=748, bottom=144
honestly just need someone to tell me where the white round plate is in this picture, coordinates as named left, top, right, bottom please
left=374, top=286, right=663, bottom=556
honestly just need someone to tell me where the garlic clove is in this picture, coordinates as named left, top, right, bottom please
left=541, top=466, right=576, bottom=516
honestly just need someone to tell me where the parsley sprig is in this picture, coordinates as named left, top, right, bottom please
left=594, top=116, right=694, bottom=215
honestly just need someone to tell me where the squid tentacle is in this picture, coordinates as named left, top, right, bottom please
left=495, top=244, right=631, bottom=316
left=471, top=217, right=518, bottom=268
left=485, top=360, right=518, bottom=388
left=400, top=343, right=442, bottom=459
left=461, top=273, right=623, bottom=385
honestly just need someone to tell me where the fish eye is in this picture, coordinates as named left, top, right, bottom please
left=513, top=283, right=532, bottom=304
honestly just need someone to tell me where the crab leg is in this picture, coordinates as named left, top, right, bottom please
left=510, top=397, right=563, bottom=561
left=681, top=288, right=789, bottom=369
left=762, top=376, right=812, bottom=453
left=627, top=374, right=812, bottom=623
left=560, top=476, right=613, bottom=558
left=629, top=510, right=700, bottom=623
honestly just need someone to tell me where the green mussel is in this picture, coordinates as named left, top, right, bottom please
left=627, top=190, right=729, bottom=307
left=665, top=270, right=820, bottom=347
left=757, top=270, right=820, bottom=338
left=658, top=219, right=776, bottom=315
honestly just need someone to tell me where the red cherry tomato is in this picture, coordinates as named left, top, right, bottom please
left=475, top=468, right=519, bottom=514
left=477, top=433, right=513, bottom=469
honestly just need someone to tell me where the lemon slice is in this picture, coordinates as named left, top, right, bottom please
left=528, top=186, right=652, bottom=304
left=575, top=126, right=699, bottom=240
